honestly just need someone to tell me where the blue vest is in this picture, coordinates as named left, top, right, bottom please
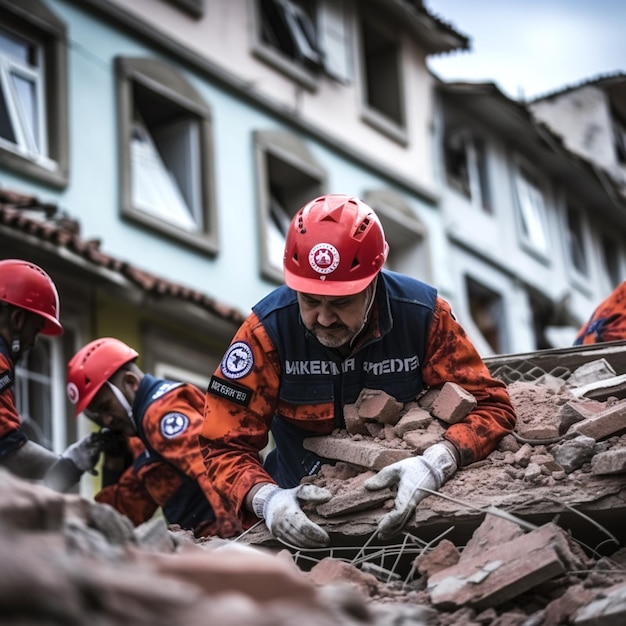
left=133, top=375, right=215, bottom=529
left=254, top=270, right=437, bottom=487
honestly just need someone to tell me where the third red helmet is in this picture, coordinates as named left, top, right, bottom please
left=283, top=194, right=388, bottom=296
left=66, top=337, right=139, bottom=417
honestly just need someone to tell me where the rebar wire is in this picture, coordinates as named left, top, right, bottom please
left=231, top=483, right=617, bottom=581
left=401, top=526, right=456, bottom=590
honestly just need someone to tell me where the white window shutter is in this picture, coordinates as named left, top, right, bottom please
left=318, top=0, right=352, bottom=83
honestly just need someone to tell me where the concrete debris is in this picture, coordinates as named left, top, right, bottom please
left=1, top=346, right=626, bottom=625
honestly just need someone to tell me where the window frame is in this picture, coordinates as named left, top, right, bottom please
left=563, top=200, right=589, bottom=280
left=251, top=0, right=323, bottom=90
left=357, top=12, right=407, bottom=144
left=254, top=129, right=326, bottom=283
left=0, top=0, right=68, bottom=187
left=513, top=161, right=551, bottom=261
left=116, top=56, right=218, bottom=255
left=444, top=128, right=492, bottom=213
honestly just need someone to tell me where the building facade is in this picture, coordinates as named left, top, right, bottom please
left=0, top=0, right=467, bottom=492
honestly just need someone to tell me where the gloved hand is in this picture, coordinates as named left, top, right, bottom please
left=364, top=442, right=458, bottom=539
left=253, top=483, right=332, bottom=548
left=61, top=433, right=104, bottom=475
left=95, top=428, right=129, bottom=458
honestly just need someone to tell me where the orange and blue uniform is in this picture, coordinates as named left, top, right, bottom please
left=96, top=374, right=241, bottom=538
left=0, top=337, right=27, bottom=459
left=200, top=270, right=516, bottom=529
left=574, top=281, right=626, bottom=345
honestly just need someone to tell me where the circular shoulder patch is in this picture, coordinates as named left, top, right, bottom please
left=160, top=412, right=189, bottom=439
left=221, top=341, right=254, bottom=379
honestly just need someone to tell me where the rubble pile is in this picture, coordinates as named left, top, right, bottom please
left=1, top=348, right=625, bottom=625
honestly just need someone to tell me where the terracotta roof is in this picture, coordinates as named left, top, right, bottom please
left=0, top=188, right=246, bottom=325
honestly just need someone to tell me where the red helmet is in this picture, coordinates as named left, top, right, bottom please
left=66, top=337, right=139, bottom=417
left=0, top=259, right=63, bottom=336
left=283, top=194, right=389, bottom=295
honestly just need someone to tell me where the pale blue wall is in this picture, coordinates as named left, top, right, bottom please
left=4, top=0, right=445, bottom=317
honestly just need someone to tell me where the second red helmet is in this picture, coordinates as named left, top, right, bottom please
left=283, top=194, right=389, bottom=296
left=66, top=337, right=139, bottom=417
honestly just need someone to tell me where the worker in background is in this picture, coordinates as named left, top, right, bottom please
left=66, top=337, right=242, bottom=538
left=573, top=281, right=626, bottom=345
left=200, top=194, right=516, bottom=548
left=0, top=259, right=103, bottom=483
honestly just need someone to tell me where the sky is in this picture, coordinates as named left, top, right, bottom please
left=424, top=0, right=626, bottom=101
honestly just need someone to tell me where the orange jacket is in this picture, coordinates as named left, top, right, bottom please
left=201, top=281, right=516, bottom=529
left=574, top=281, right=626, bottom=345
left=96, top=377, right=240, bottom=538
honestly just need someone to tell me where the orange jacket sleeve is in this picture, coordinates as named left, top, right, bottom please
left=201, top=313, right=281, bottom=528
left=95, top=438, right=159, bottom=526
left=141, top=384, right=241, bottom=536
left=574, top=281, right=626, bottom=345
left=422, top=297, right=517, bottom=466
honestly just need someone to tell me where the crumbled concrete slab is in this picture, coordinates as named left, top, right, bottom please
left=571, top=399, right=626, bottom=440
left=427, top=523, right=580, bottom=610
left=591, top=448, right=626, bottom=475
left=303, top=436, right=413, bottom=470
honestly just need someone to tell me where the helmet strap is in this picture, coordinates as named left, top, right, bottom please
left=106, top=380, right=134, bottom=420
left=350, top=276, right=378, bottom=347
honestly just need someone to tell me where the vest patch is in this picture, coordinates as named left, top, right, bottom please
left=221, top=341, right=254, bottom=379
left=208, top=375, right=252, bottom=406
left=0, top=370, right=12, bottom=393
left=160, top=413, right=189, bottom=439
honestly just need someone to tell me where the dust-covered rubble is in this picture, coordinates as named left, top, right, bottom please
left=2, top=350, right=626, bottom=625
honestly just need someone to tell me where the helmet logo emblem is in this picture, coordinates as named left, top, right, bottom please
left=67, top=382, right=79, bottom=405
left=309, top=243, right=340, bottom=276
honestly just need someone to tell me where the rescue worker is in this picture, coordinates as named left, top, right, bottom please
left=200, top=194, right=517, bottom=549
left=66, top=337, right=242, bottom=538
left=573, top=281, right=626, bottom=345
left=0, top=259, right=103, bottom=482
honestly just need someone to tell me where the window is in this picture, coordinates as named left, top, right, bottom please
left=253, top=0, right=321, bottom=88
left=600, top=233, right=622, bottom=289
left=466, top=277, right=507, bottom=355
left=0, top=0, right=68, bottom=186
left=514, top=165, right=549, bottom=257
left=254, top=130, right=326, bottom=283
left=363, top=189, right=430, bottom=280
left=612, top=114, right=626, bottom=165
left=252, top=0, right=352, bottom=86
left=564, top=203, right=588, bottom=276
left=444, top=130, right=491, bottom=213
left=15, top=334, right=75, bottom=454
left=260, top=0, right=321, bottom=68
left=116, top=57, right=218, bottom=255
left=358, top=15, right=406, bottom=141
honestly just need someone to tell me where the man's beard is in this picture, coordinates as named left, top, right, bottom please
left=312, top=325, right=356, bottom=348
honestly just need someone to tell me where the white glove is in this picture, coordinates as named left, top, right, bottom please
left=253, top=483, right=332, bottom=548
left=62, top=433, right=103, bottom=474
left=364, top=442, right=458, bottom=538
